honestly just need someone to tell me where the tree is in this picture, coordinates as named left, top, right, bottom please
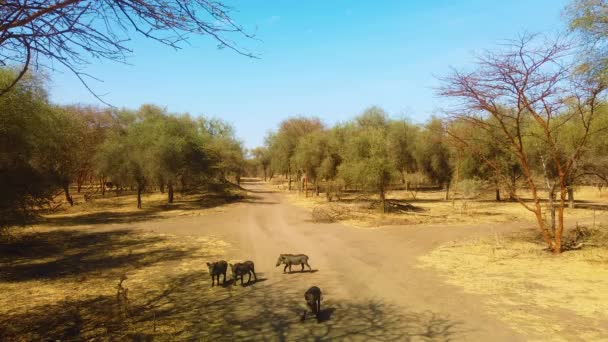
left=251, top=147, right=271, bottom=181
left=0, top=0, right=255, bottom=100
left=387, top=119, right=418, bottom=186
left=338, top=107, right=396, bottom=212
left=567, top=0, right=608, bottom=81
left=0, top=68, right=56, bottom=227
left=293, top=130, right=329, bottom=196
left=266, top=117, right=323, bottom=190
left=438, top=35, right=607, bottom=253
left=415, top=118, right=453, bottom=200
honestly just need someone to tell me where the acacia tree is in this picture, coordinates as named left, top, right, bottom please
left=387, top=120, right=418, bottom=187
left=415, top=118, right=453, bottom=200
left=293, top=130, right=330, bottom=197
left=0, top=0, right=255, bottom=100
left=0, top=69, right=57, bottom=227
left=338, top=107, right=396, bottom=212
left=438, top=35, right=607, bottom=253
left=251, top=147, right=271, bottom=181
left=266, top=117, right=323, bottom=190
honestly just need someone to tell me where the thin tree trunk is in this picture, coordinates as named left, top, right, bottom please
left=160, top=183, right=165, bottom=193
left=380, top=187, right=387, bottom=213
left=63, top=183, right=74, bottom=206
left=495, top=187, right=501, bottom=202
left=567, top=187, right=574, bottom=209
left=168, top=181, right=174, bottom=204
left=100, top=177, right=106, bottom=196
left=137, top=185, right=143, bottom=209
left=444, top=182, right=450, bottom=201
left=549, top=187, right=556, bottom=235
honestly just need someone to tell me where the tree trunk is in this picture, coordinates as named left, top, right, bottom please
left=160, top=183, right=165, bottom=193
left=380, top=188, right=387, bottom=213
left=315, top=181, right=319, bottom=196
left=549, top=188, right=556, bottom=235
left=137, top=185, right=143, bottom=209
left=495, top=187, right=501, bottom=202
left=288, top=174, right=292, bottom=191
left=444, top=182, right=450, bottom=201
left=100, top=177, right=106, bottom=196
left=77, top=179, right=82, bottom=193
left=567, top=187, right=574, bottom=209
left=63, top=183, right=74, bottom=206
left=168, top=181, right=174, bottom=204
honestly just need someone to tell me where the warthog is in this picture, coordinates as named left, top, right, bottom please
left=276, top=254, right=312, bottom=273
left=229, top=261, right=257, bottom=286
left=302, top=286, right=322, bottom=320
left=206, top=260, right=228, bottom=287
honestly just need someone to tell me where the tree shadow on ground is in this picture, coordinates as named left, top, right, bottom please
left=0, top=270, right=465, bottom=341
left=39, top=191, right=276, bottom=227
left=0, top=229, right=197, bottom=283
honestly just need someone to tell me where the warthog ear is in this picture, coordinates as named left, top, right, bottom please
left=206, top=262, right=211, bottom=266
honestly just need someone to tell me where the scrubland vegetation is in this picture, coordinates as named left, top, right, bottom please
left=2, top=0, right=608, bottom=341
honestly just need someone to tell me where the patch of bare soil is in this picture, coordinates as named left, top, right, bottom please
left=418, top=225, right=608, bottom=341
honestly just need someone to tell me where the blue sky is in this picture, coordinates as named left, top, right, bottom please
left=48, top=0, right=570, bottom=148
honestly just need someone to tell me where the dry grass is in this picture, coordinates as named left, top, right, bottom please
left=0, top=226, right=462, bottom=341
left=0, top=226, right=231, bottom=340
left=277, top=183, right=608, bottom=228
left=37, top=187, right=247, bottom=228
left=418, top=227, right=608, bottom=341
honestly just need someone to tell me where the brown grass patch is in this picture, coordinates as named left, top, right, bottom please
left=277, top=183, right=608, bottom=228
left=0, top=227, right=230, bottom=340
left=418, top=226, right=608, bottom=341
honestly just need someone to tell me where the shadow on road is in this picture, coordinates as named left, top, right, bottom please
left=1, top=268, right=465, bottom=341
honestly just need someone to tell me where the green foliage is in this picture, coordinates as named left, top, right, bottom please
left=337, top=108, right=397, bottom=206
left=0, top=69, right=57, bottom=226
left=415, top=118, right=452, bottom=187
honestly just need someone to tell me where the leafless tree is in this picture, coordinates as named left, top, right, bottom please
left=438, top=34, right=606, bottom=253
left=0, top=0, right=256, bottom=101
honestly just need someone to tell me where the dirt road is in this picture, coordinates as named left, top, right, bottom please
left=136, top=180, right=527, bottom=341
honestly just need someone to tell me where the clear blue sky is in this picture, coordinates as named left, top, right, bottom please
left=48, top=0, right=570, bottom=149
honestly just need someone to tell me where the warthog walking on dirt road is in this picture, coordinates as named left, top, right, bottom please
left=230, top=261, right=257, bottom=286
left=276, top=254, right=312, bottom=273
left=206, top=260, right=228, bottom=287
left=302, top=286, right=322, bottom=320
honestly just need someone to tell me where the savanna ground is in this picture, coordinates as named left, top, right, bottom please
left=1, top=179, right=607, bottom=341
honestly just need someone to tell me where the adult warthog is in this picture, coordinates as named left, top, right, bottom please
left=206, top=260, right=227, bottom=287
left=229, top=261, right=257, bottom=286
left=302, top=286, right=322, bottom=320
left=276, top=254, right=312, bottom=273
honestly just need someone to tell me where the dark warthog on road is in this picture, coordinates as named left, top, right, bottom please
left=302, top=286, right=322, bottom=321
left=229, top=261, right=257, bottom=286
left=276, top=254, right=312, bottom=273
left=206, top=260, right=228, bottom=287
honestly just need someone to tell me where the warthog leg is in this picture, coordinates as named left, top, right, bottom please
left=305, top=261, right=312, bottom=271
left=283, top=264, right=289, bottom=273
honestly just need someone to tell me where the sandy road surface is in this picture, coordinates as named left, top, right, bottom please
left=133, top=180, right=529, bottom=341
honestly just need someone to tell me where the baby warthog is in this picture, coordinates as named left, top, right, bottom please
left=230, top=261, right=257, bottom=286
left=302, top=286, right=322, bottom=321
left=276, top=254, right=312, bottom=273
left=206, top=260, right=228, bottom=287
